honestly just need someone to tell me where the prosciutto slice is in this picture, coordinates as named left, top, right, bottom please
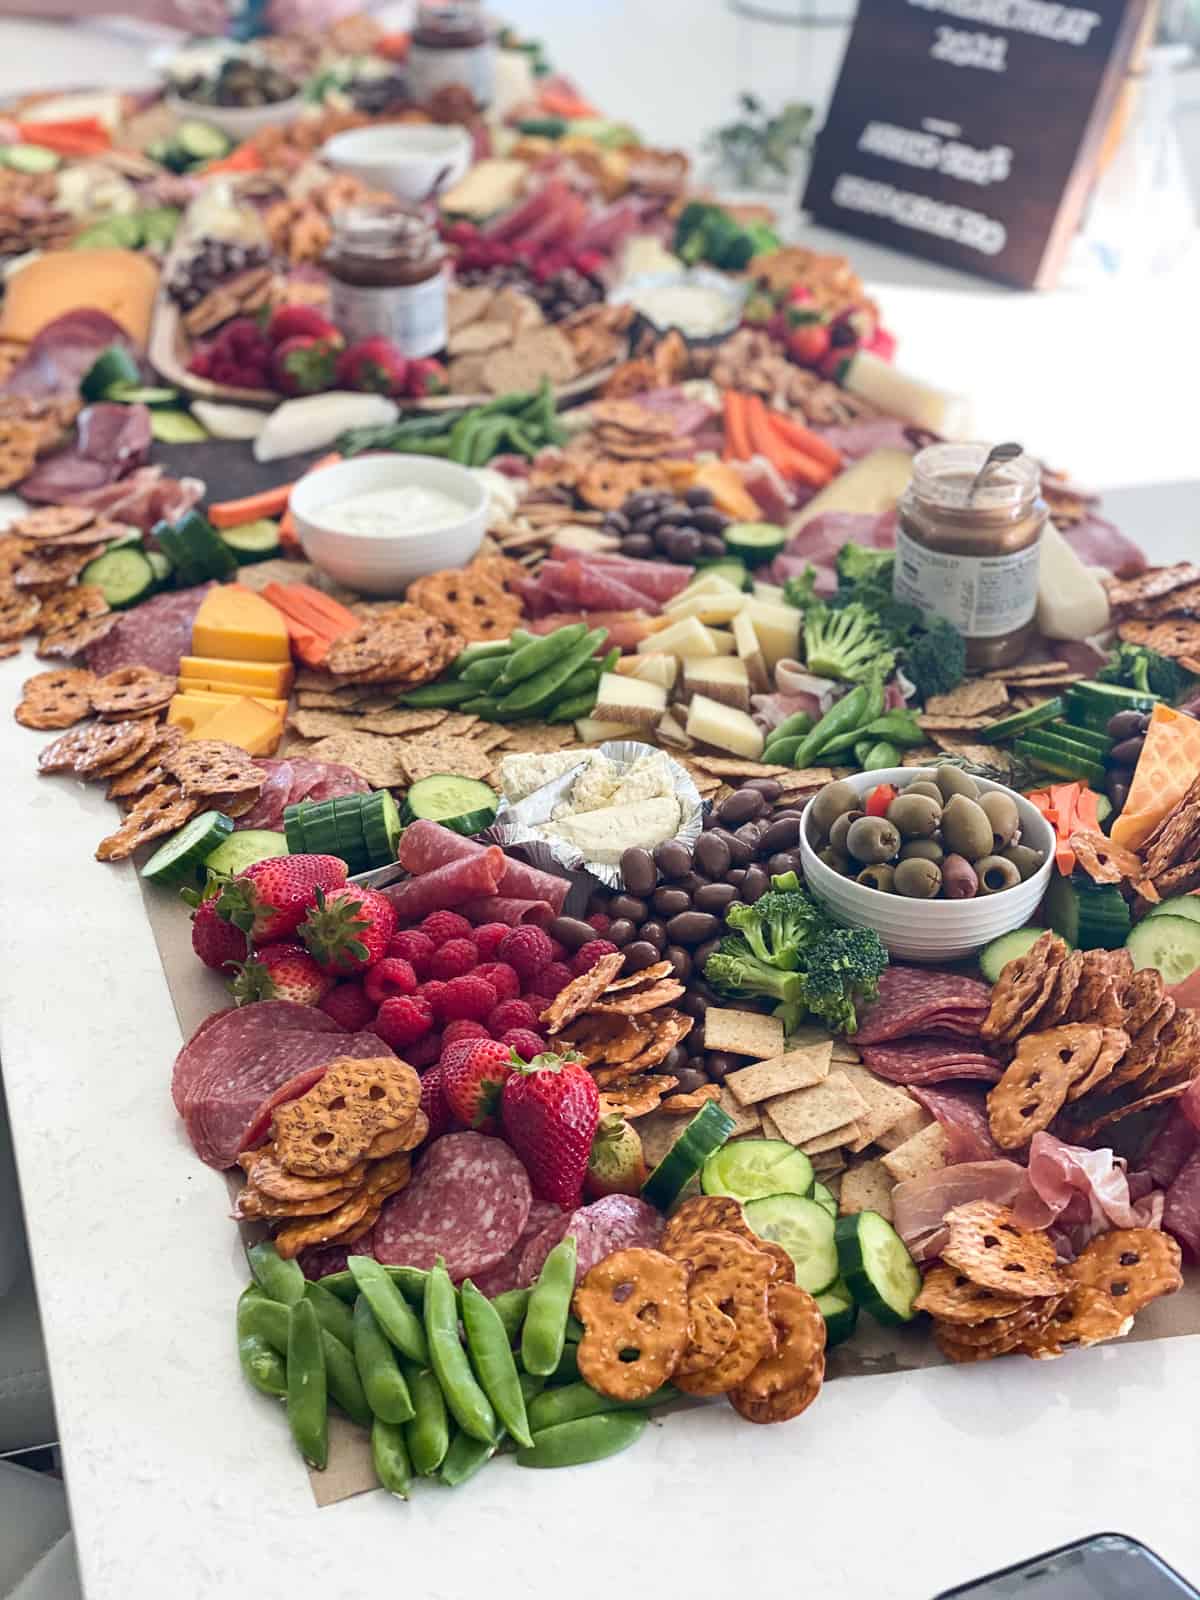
left=2, top=309, right=135, bottom=397
left=893, top=1161, right=1027, bottom=1262
left=1017, top=1132, right=1163, bottom=1241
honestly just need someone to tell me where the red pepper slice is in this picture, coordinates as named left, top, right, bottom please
left=865, top=783, right=896, bottom=817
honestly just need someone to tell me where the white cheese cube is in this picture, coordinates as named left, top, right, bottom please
left=733, top=610, right=769, bottom=693
left=1036, top=523, right=1111, bottom=640
left=740, top=601, right=801, bottom=670
left=614, top=652, right=679, bottom=690
left=574, top=718, right=640, bottom=742
left=593, top=671, right=668, bottom=729
left=637, top=615, right=718, bottom=658
left=791, top=448, right=913, bottom=533
left=686, top=693, right=765, bottom=760
left=683, top=655, right=751, bottom=711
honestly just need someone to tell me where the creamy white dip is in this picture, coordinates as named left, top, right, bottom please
left=320, top=485, right=469, bottom=538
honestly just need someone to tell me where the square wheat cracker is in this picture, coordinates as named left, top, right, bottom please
left=724, top=1042, right=832, bottom=1106
left=775, top=1023, right=860, bottom=1062
left=838, top=1158, right=896, bottom=1222
left=703, top=1008, right=784, bottom=1060
left=837, top=1064, right=920, bottom=1150
left=880, top=1122, right=950, bottom=1183
left=759, top=1107, right=786, bottom=1142
left=876, top=1104, right=933, bottom=1150
left=717, top=1088, right=761, bottom=1138
left=765, top=1069, right=869, bottom=1146
left=800, top=1120, right=861, bottom=1155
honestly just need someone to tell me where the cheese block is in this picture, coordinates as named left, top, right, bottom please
left=662, top=591, right=747, bottom=625
left=574, top=718, right=639, bottom=742
left=843, top=351, right=971, bottom=438
left=0, top=249, right=159, bottom=346
left=178, top=656, right=295, bottom=696
left=180, top=695, right=284, bottom=756
left=637, top=615, right=718, bottom=659
left=614, top=652, right=678, bottom=690
left=683, top=655, right=751, bottom=711
left=686, top=694, right=765, bottom=760
left=192, top=585, right=292, bottom=664
left=1110, top=704, right=1200, bottom=852
left=791, top=448, right=913, bottom=533
left=739, top=601, right=800, bottom=670
left=545, top=798, right=681, bottom=866
left=168, top=691, right=286, bottom=738
left=1035, top=525, right=1111, bottom=641
left=733, top=610, right=769, bottom=693
left=593, top=671, right=667, bottom=729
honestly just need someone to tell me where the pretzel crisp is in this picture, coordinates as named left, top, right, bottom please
left=573, top=1247, right=691, bottom=1401
left=671, top=1230, right=777, bottom=1396
left=1069, top=1228, right=1182, bottom=1315
left=729, top=1284, right=826, bottom=1424
left=941, top=1201, right=1068, bottom=1300
left=273, top=1058, right=421, bottom=1178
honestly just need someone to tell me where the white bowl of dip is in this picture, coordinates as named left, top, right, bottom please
left=289, top=454, right=487, bottom=596
left=321, top=124, right=474, bottom=205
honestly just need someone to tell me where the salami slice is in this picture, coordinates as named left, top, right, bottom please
left=304, top=765, right=372, bottom=803
left=373, top=1132, right=532, bottom=1280
left=297, top=1226, right=376, bottom=1283
left=909, top=1085, right=1004, bottom=1165
left=235, top=760, right=295, bottom=833
left=564, top=552, right=692, bottom=604
left=859, top=1040, right=1003, bottom=1086
left=471, top=1197, right=563, bottom=1297
left=398, top=820, right=568, bottom=914
left=461, top=896, right=555, bottom=928
left=517, top=1211, right=573, bottom=1288
left=171, top=1001, right=343, bottom=1116
left=1144, top=1107, right=1198, bottom=1190
left=1163, top=1149, right=1200, bottom=1256
left=3, top=309, right=134, bottom=398
left=237, top=1064, right=327, bottom=1155
left=381, top=846, right=506, bottom=922
left=517, top=1194, right=663, bottom=1287
left=853, top=966, right=991, bottom=1045
left=85, top=583, right=213, bottom=675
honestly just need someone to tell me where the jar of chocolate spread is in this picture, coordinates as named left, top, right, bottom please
left=894, top=442, right=1047, bottom=669
left=325, top=204, right=447, bottom=358
left=406, top=3, right=495, bottom=110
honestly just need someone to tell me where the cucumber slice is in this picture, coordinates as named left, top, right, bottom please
left=219, top=518, right=281, bottom=564
left=360, top=790, right=403, bottom=866
left=811, top=1180, right=837, bottom=1220
left=1126, top=915, right=1200, bottom=986
left=723, top=522, right=786, bottom=566
left=146, top=550, right=172, bottom=586
left=815, top=1279, right=858, bottom=1347
left=1144, top=895, right=1200, bottom=926
left=834, top=1210, right=920, bottom=1325
left=205, top=829, right=288, bottom=877
left=692, top=558, right=748, bottom=590
left=284, top=800, right=339, bottom=858
left=1048, top=720, right=1112, bottom=757
left=141, top=810, right=233, bottom=885
left=1094, top=793, right=1112, bottom=826
left=137, top=205, right=181, bottom=249
left=979, top=925, right=1050, bottom=984
left=1044, top=875, right=1131, bottom=950
left=744, top=1194, right=838, bottom=1295
left=402, top=775, right=497, bottom=836
left=80, top=345, right=141, bottom=402
left=79, top=548, right=156, bottom=610
left=701, top=1138, right=814, bottom=1203
left=641, top=1102, right=735, bottom=1210
left=150, top=409, right=208, bottom=445
left=1, top=143, right=61, bottom=174
left=1014, top=736, right=1106, bottom=787
left=171, top=509, right=238, bottom=582
left=1070, top=681, right=1159, bottom=715
left=176, top=119, right=232, bottom=162
left=73, top=216, right=142, bottom=251
left=107, top=384, right=181, bottom=407
left=104, top=526, right=144, bottom=552
left=330, top=796, right=371, bottom=875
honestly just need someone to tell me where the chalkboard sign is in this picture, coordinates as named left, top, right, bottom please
left=803, top=0, right=1151, bottom=288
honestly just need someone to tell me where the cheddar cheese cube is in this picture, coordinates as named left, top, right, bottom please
left=178, top=656, right=294, bottom=696
left=180, top=695, right=284, bottom=756
left=192, top=585, right=291, bottom=664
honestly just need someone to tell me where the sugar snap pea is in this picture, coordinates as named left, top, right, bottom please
left=546, top=1339, right=579, bottom=1386
left=304, top=1281, right=354, bottom=1349
left=789, top=679, right=873, bottom=769
left=521, top=1235, right=576, bottom=1377
left=497, top=622, right=587, bottom=690
left=447, top=639, right=515, bottom=678
left=402, top=1360, right=449, bottom=1476
left=441, top=1372, right=543, bottom=1487
left=546, top=691, right=600, bottom=725
left=247, top=1241, right=304, bottom=1306
left=287, top=1299, right=328, bottom=1470
left=490, top=1288, right=530, bottom=1345
left=425, top=1260, right=497, bottom=1444
left=461, top=1280, right=533, bottom=1448
left=371, top=1417, right=413, bottom=1500
left=397, top=680, right=478, bottom=708
left=237, top=1289, right=286, bottom=1399
left=244, top=1292, right=371, bottom=1426
left=526, top=1381, right=677, bottom=1432
left=353, top=1295, right=415, bottom=1425
left=516, top=1412, right=647, bottom=1469
left=761, top=735, right=805, bottom=766
left=863, top=740, right=901, bottom=768
left=460, top=654, right=511, bottom=686
left=565, top=1313, right=585, bottom=1343
left=318, top=1265, right=428, bottom=1306
left=349, top=1255, right=428, bottom=1365
left=559, top=662, right=602, bottom=699
left=496, top=627, right=607, bottom=716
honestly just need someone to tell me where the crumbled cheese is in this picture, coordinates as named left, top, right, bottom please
left=499, top=750, right=594, bottom=805
left=542, top=798, right=683, bottom=866
left=554, top=751, right=677, bottom=818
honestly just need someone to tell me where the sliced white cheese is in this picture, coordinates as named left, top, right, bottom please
left=733, top=609, right=769, bottom=693
left=679, top=571, right=742, bottom=600
left=791, top=448, right=913, bottom=533
left=550, top=524, right=622, bottom=555
left=593, top=671, right=668, bottom=728
left=254, top=393, right=398, bottom=462
left=663, top=591, right=747, bottom=625
left=686, top=693, right=765, bottom=760
left=843, top=351, right=972, bottom=438
left=637, top=614, right=718, bottom=659
left=544, top=797, right=681, bottom=865
left=683, top=655, right=751, bottom=711
left=615, top=652, right=679, bottom=690
left=703, top=626, right=736, bottom=656
left=575, top=717, right=640, bottom=742
left=752, top=580, right=786, bottom=605
left=1036, top=522, right=1111, bottom=640
left=739, top=601, right=801, bottom=670
left=656, top=709, right=693, bottom=749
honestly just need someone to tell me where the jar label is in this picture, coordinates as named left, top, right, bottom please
left=893, top=526, right=1041, bottom=638
left=329, top=273, right=447, bottom=361
left=407, top=41, right=495, bottom=106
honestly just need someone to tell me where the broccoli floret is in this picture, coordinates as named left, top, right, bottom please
left=803, top=601, right=895, bottom=683
left=905, top=616, right=966, bottom=702
left=795, top=925, right=888, bottom=1035
left=726, top=889, right=830, bottom=971
left=783, top=566, right=819, bottom=610
left=835, top=544, right=893, bottom=590
left=703, top=937, right=804, bottom=1008
left=1097, top=641, right=1196, bottom=704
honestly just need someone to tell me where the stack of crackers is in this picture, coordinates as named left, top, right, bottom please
left=585, top=399, right=683, bottom=463
left=0, top=397, right=80, bottom=493
left=675, top=756, right=837, bottom=809
left=234, top=1057, right=427, bottom=1260
left=1129, top=772, right=1200, bottom=902
left=325, top=602, right=463, bottom=686
left=0, top=503, right=140, bottom=657
left=406, top=554, right=527, bottom=643
left=916, top=1202, right=1181, bottom=1363
left=180, top=265, right=274, bottom=341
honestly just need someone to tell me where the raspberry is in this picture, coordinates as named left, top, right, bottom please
left=318, top=979, right=377, bottom=1031
left=488, top=997, right=540, bottom=1035
left=430, top=937, right=479, bottom=980
left=499, top=1028, right=544, bottom=1060
left=572, top=939, right=619, bottom=976
left=586, top=913, right=611, bottom=935
left=405, top=1030, right=443, bottom=1070
left=471, top=922, right=510, bottom=962
left=498, top=925, right=554, bottom=980
left=363, top=957, right=417, bottom=1006
left=528, top=961, right=573, bottom=1000
left=419, top=1064, right=453, bottom=1139
left=419, top=979, right=448, bottom=1019
left=374, top=993, right=434, bottom=1048
left=546, top=938, right=569, bottom=965
left=386, top=929, right=435, bottom=980
left=421, top=910, right=474, bottom=948
left=473, top=962, right=520, bottom=1004
left=440, top=974, right=497, bottom=1023
left=442, top=1018, right=490, bottom=1047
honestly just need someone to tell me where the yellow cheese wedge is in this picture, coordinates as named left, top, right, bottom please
left=181, top=677, right=292, bottom=702
left=1110, top=704, right=1200, bottom=852
left=0, top=249, right=159, bottom=346
left=168, top=691, right=286, bottom=737
left=181, top=696, right=284, bottom=757
left=178, top=656, right=295, bottom=696
left=192, top=585, right=292, bottom=664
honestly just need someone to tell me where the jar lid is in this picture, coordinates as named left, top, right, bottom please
left=911, top=441, right=1040, bottom=512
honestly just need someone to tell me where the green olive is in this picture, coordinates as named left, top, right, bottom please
left=904, top=781, right=943, bottom=803
left=940, top=794, right=994, bottom=860
left=828, top=810, right=864, bottom=855
left=935, top=764, right=980, bottom=801
left=845, top=815, right=901, bottom=864
left=899, top=838, right=944, bottom=864
left=1001, top=843, right=1045, bottom=882
left=818, top=847, right=850, bottom=874
left=974, top=854, right=1022, bottom=894
left=886, top=792, right=942, bottom=839
left=809, top=780, right=862, bottom=839
left=941, top=853, right=979, bottom=899
left=893, top=856, right=942, bottom=898
left=979, top=791, right=1020, bottom=850
left=857, top=863, right=895, bottom=893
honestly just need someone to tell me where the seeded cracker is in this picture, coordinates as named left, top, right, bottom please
left=724, top=1044, right=833, bottom=1106
left=89, top=665, right=176, bottom=717
left=164, top=739, right=264, bottom=797
left=402, top=734, right=497, bottom=785
left=703, top=1009, right=785, bottom=1060
left=880, top=1122, right=950, bottom=1183
left=923, top=680, right=1010, bottom=718
left=11, top=504, right=95, bottom=541
left=95, top=783, right=198, bottom=861
left=36, top=613, right=119, bottom=659
left=838, top=1159, right=896, bottom=1221
left=300, top=731, right=409, bottom=789
left=14, top=667, right=94, bottom=729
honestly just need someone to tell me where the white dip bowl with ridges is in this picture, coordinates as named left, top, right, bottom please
left=798, top=766, right=1055, bottom=962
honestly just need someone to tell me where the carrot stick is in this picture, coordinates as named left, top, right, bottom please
left=283, top=583, right=359, bottom=635
left=209, top=484, right=293, bottom=528
left=768, top=410, right=843, bottom=472
left=722, top=391, right=752, bottom=461
left=201, top=143, right=262, bottom=175
left=277, top=506, right=300, bottom=552
left=743, top=394, right=783, bottom=465
left=744, top=395, right=830, bottom=487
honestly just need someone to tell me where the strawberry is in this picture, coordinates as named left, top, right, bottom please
left=420, top=1064, right=453, bottom=1140
left=335, top=335, right=408, bottom=396
left=404, top=356, right=448, bottom=398
left=191, top=891, right=248, bottom=971
left=232, top=943, right=331, bottom=1006
left=271, top=334, right=340, bottom=397
left=299, top=885, right=396, bottom=977
left=442, top=1037, right=515, bottom=1131
left=584, top=1114, right=647, bottom=1200
left=217, top=854, right=347, bottom=944
left=501, top=1051, right=599, bottom=1209
left=786, top=319, right=831, bottom=368
left=266, top=304, right=343, bottom=348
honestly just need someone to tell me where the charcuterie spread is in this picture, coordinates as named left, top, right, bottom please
left=5, top=8, right=1200, bottom=1507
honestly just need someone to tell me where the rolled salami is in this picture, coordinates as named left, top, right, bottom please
left=398, top=820, right=569, bottom=913
left=460, top=896, right=555, bottom=928
left=382, top=843, right=506, bottom=922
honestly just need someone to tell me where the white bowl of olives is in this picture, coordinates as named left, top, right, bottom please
left=799, top=765, right=1055, bottom=962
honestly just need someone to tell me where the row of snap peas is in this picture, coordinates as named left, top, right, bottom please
left=398, top=623, right=614, bottom=723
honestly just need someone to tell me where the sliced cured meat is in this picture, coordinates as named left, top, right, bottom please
left=3, top=309, right=135, bottom=398
left=859, top=1040, right=1003, bottom=1086
left=853, top=966, right=991, bottom=1045
left=526, top=558, right=656, bottom=615
left=751, top=691, right=823, bottom=731
left=235, top=760, right=295, bottom=833
left=526, top=609, right=656, bottom=650
left=460, top=896, right=554, bottom=928
left=85, top=583, right=213, bottom=675
left=304, top=766, right=372, bottom=803
left=1143, top=1107, right=1199, bottom=1189
left=18, top=455, right=112, bottom=502
left=172, top=1001, right=342, bottom=1115
left=1018, top=1132, right=1163, bottom=1242
left=517, top=1210, right=573, bottom=1288
left=549, top=550, right=692, bottom=604
left=19, top=402, right=152, bottom=502
left=517, top=1194, right=663, bottom=1287
left=892, top=1160, right=1027, bottom=1262
left=373, top=1132, right=532, bottom=1281
left=733, top=455, right=795, bottom=523
left=1062, top=514, right=1146, bottom=578
left=909, top=1085, right=1003, bottom=1164
left=397, top=820, right=569, bottom=914
left=1163, top=1149, right=1200, bottom=1257
left=382, top=846, right=505, bottom=922
left=471, top=1197, right=562, bottom=1297
left=297, top=1228, right=376, bottom=1282
left=237, top=1064, right=327, bottom=1154
left=812, top=418, right=917, bottom=460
